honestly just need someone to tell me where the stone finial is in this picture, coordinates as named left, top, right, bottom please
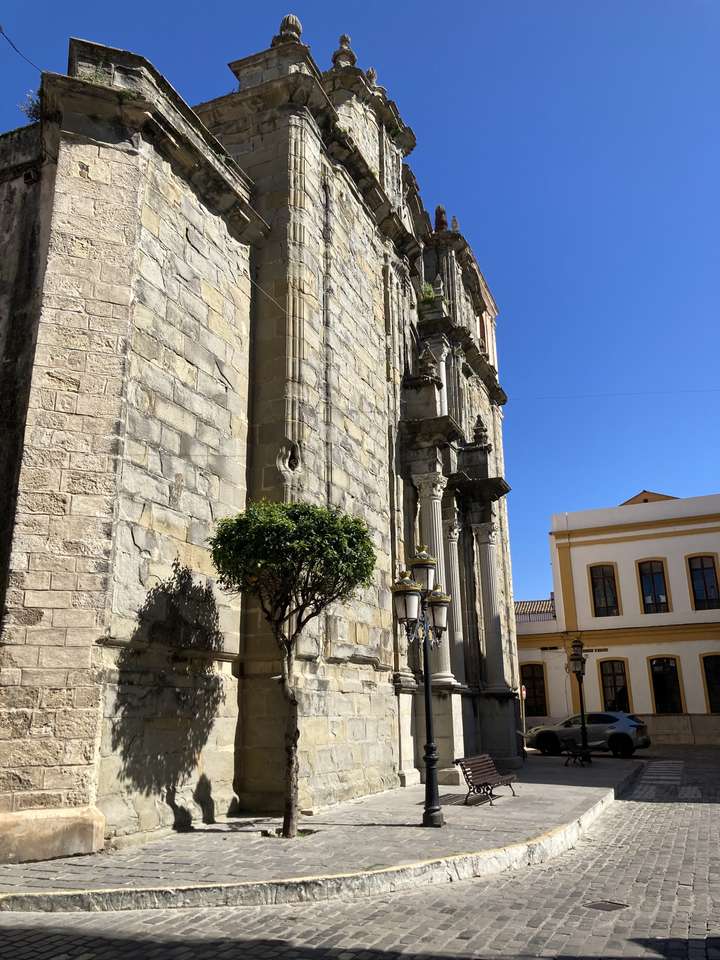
left=473, top=415, right=490, bottom=446
left=332, top=34, right=357, bottom=69
left=434, top=205, right=448, bottom=232
left=451, top=215, right=460, bottom=232
left=418, top=345, right=438, bottom=378
left=271, top=13, right=303, bottom=46
left=366, top=66, right=378, bottom=87
left=432, top=274, right=444, bottom=298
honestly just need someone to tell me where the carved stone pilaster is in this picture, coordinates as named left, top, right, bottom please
left=473, top=520, right=509, bottom=692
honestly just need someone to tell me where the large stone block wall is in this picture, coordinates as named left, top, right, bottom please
left=197, top=100, right=404, bottom=811
left=0, top=116, right=252, bottom=835
left=0, top=130, right=141, bottom=816
left=96, top=143, right=252, bottom=837
left=292, top=115, right=400, bottom=808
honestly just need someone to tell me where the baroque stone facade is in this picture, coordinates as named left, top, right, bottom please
left=0, top=17, right=520, bottom=862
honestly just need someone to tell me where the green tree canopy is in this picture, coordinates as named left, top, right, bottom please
left=210, top=500, right=376, bottom=838
left=210, top=500, right=376, bottom=651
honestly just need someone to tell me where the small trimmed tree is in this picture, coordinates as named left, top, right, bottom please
left=209, top=501, right=376, bottom=838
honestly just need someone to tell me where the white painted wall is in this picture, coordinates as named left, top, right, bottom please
left=551, top=494, right=720, bottom=631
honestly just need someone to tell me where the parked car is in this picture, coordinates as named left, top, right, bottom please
left=526, top=711, right=651, bottom=758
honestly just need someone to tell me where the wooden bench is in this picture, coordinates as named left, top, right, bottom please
left=560, top=737, right=591, bottom=766
left=454, top=753, right=517, bottom=806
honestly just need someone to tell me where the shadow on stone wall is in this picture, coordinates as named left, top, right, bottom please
left=109, top=560, right=226, bottom=831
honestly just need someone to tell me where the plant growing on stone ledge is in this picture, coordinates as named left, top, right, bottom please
left=420, top=281, right=435, bottom=302
left=209, top=501, right=375, bottom=838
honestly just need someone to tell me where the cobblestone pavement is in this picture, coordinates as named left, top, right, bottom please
left=0, top=757, right=635, bottom=894
left=0, top=748, right=719, bottom=959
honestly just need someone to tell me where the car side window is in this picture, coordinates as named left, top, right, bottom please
left=587, top=714, right=605, bottom=724
left=599, top=714, right=618, bottom=724
left=563, top=716, right=580, bottom=726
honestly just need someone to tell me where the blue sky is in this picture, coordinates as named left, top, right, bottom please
left=2, top=1, right=718, bottom=599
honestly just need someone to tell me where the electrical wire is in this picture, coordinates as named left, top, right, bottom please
left=0, top=24, right=42, bottom=73
left=510, top=386, right=720, bottom=403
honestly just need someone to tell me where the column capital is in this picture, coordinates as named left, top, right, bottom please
left=472, top=521, right=497, bottom=545
left=413, top=472, right=448, bottom=501
left=443, top=516, right=461, bottom=542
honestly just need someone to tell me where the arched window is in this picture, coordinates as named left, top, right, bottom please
left=702, top=655, right=720, bottom=714
left=600, top=660, right=630, bottom=712
left=520, top=663, right=547, bottom=717
left=649, top=657, right=684, bottom=714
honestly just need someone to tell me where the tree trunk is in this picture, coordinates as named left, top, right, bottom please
left=280, top=650, right=299, bottom=838
left=282, top=691, right=299, bottom=838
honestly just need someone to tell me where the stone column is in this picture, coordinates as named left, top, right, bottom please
left=443, top=512, right=466, bottom=683
left=413, top=472, right=454, bottom=684
left=472, top=518, right=521, bottom=769
left=473, top=521, right=509, bottom=691
left=425, top=337, right=450, bottom=417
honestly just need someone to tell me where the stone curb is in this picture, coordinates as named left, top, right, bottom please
left=0, top=763, right=644, bottom=913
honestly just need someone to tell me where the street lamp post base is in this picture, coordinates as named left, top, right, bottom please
left=422, top=808, right=445, bottom=828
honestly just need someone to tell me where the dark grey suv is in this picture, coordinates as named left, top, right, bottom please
left=526, top=711, right=651, bottom=758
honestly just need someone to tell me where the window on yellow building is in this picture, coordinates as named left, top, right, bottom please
left=638, top=560, right=669, bottom=613
left=703, top=655, right=720, bottom=713
left=689, top=557, right=720, bottom=610
left=600, top=660, right=630, bottom=712
left=590, top=564, right=620, bottom=617
left=650, top=657, right=683, bottom=714
left=520, top=663, right=547, bottom=716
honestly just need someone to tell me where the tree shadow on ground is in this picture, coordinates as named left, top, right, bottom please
left=0, top=928, right=714, bottom=960
left=109, top=560, right=225, bottom=830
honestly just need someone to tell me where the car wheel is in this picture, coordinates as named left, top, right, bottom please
left=609, top=735, right=634, bottom=758
left=536, top=733, right=561, bottom=756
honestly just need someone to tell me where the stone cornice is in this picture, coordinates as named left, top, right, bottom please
left=399, top=413, right=465, bottom=446
left=228, top=42, right=326, bottom=87
left=196, top=72, right=422, bottom=260
left=449, top=472, right=510, bottom=502
left=47, top=42, right=270, bottom=244
left=417, top=298, right=507, bottom=405
left=425, top=230, right=499, bottom=320
left=321, top=66, right=416, bottom=156
left=325, top=124, right=421, bottom=259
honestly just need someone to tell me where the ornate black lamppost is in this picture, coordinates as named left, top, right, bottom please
left=568, top=637, right=590, bottom=762
left=392, top=547, right=450, bottom=828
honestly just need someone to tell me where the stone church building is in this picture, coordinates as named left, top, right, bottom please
left=0, top=16, right=520, bottom=861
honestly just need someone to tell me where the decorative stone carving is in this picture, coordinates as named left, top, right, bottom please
left=434, top=204, right=448, bottom=232
left=473, top=520, right=497, bottom=546
left=444, top=516, right=461, bottom=542
left=432, top=273, right=445, bottom=298
left=271, top=13, right=303, bottom=46
left=473, top=414, right=491, bottom=448
left=366, top=67, right=378, bottom=87
left=332, top=34, right=357, bottom=69
left=277, top=438, right=302, bottom=478
left=417, top=345, right=438, bottom=379
left=413, top=472, right=448, bottom=504
left=451, top=215, right=460, bottom=231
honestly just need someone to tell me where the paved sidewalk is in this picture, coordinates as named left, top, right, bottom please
left=0, top=752, right=716, bottom=960
left=0, top=756, right=641, bottom=911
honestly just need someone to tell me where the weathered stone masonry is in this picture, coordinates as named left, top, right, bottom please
left=0, top=17, right=520, bottom=862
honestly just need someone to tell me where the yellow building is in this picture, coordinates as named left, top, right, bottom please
left=516, top=491, right=720, bottom=744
